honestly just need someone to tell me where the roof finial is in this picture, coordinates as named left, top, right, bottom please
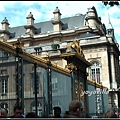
left=53, top=6, right=61, bottom=14
left=108, top=13, right=113, bottom=29
left=1, top=17, right=9, bottom=25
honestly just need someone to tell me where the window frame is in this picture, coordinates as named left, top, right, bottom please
left=52, top=78, right=58, bottom=90
left=90, top=62, right=101, bottom=83
left=0, top=103, right=8, bottom=109
left=0, top=76, right=8, bottom=95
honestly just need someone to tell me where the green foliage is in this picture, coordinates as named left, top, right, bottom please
left=51, top=44, right=57, bottom=49
left=102, top=1, right=119, bottom=7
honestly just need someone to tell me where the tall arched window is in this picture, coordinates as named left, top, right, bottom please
left=90, top=62, right=100, bottom=83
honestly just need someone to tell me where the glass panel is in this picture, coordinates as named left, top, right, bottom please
left=23, top=60, right=47, bottom=117
left=88, top=84, right=96, bottom=116
left=51, top=70, right=71, bottom=117
left=36, top=66, right=47, bottom=117
left=0, top=49, right=17, bottom=116
left=0, top=47, right=71, bottom=118
left=80, top=76, right=85, bottom=107
left=96, top=87, right=101, bottom=114
left=2, top=79, right=7, bottom=94
left=23, top=60, right=34, bottom=116
left=96, top=68, right=100, bottom=83
left=91, top=69, right=95, bottom=80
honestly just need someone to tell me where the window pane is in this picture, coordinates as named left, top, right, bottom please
left=1, top=103, right=8, bottom=109
left=96, top=68, right=100, bottom=73
left=52, top=78, right=57, bottom=90
left=90, top=62, right=100, bottom=83
left=55, top=83, right=57, bottom=88
left=2, top=79, right=7, bottom=94
left=91, top=69, right=95, bottom=80
left=1, top=70, right=7, bottom=74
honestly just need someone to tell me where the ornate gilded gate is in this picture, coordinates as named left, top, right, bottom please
left=60, top=39, right=91, bottom=113
left=0, top=38, right=91, bottom=117
left=0, top=40, right=71, bottom=117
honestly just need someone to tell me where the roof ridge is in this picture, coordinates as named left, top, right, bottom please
left=8, top=14, right=86, bottom=29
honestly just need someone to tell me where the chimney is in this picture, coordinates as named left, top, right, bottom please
left=1, top=17, right=9, bottom=31
left=0, top=17, right=10, bottom=41
left=26, top=12, right=35, bottom=25
left=24, top=12, right=36, bottom=35
left=51, top=7, right=63, bottom=32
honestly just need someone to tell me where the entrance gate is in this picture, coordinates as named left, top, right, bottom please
left=0, top=40, right=71, bottom=117
left=0, top=39, right=90, bottom=117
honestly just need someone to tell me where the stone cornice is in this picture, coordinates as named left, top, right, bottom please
left=0, top=30, right=11, bottom=35
left=7, top=26, right=92, bottom=44
left=80, top=38, right=108, bottom=47
left=34, top=26, right=91, bottom=39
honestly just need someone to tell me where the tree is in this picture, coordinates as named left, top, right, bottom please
left=102, top=1, right=119, bottom=7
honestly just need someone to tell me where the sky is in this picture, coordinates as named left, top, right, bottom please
left=0, top=1, right=120, bottom=47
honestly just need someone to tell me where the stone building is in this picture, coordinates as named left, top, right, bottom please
left=0, top=6, right=119, bottom=116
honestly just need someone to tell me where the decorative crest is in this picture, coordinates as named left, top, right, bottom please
left=71, top=39, right=85, bottom=58
left=13, top=39, right=22, bottom=48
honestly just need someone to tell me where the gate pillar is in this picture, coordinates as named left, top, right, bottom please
left=16, top=57, right=24, bottom=114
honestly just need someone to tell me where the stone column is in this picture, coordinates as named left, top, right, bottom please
left=110, top=51, right=118, bottom=108
left=110, top=53, right=117, bottom=88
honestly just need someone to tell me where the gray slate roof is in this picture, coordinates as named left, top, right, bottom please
left=8, top=14, right=86, bottom=39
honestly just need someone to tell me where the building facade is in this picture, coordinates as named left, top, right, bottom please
left=0, top=6, right=119, bottom=116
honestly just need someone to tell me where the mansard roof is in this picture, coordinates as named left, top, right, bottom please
left=8, top=14, right=86, bottom=39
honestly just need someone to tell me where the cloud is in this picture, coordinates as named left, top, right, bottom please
left=19, top=1, right=38, bottom=6
left=0, top=1, right=17, bottom=11
left=55, top=1, right=101, bottom=17
left=107, top=5, right=120, bottom=16
left=26, top=8, right=42, bottom=22
left=21, top=1, right=56, bottom=6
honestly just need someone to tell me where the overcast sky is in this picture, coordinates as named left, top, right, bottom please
left=0, top=1, right=120, bottom=46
